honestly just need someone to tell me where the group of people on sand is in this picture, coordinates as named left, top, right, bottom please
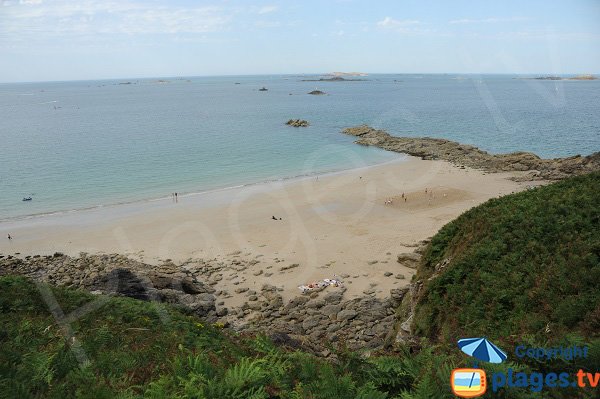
left=298, top=277, right=343, bottom=294
left=425, top=187, right=445, bottom=205
left=384, top=192, right=408, bottom=205
left=384, top=189, right=449, bottom=207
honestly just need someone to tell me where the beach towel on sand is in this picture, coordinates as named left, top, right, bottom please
left=298, top=277, right=342, bottom=293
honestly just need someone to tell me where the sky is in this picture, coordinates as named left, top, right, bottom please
left=1, top=0, right=599, bottom=82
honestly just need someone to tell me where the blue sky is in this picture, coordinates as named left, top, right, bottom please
left=1, top=0, right=599, bottom=82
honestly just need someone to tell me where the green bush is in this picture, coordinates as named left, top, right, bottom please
left=413, top=172, right=600, bottom=344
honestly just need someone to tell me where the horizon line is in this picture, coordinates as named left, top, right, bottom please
left=1, top=71, right=598, bottom=85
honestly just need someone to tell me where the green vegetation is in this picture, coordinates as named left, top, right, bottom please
left=1, top=172, right=599, bottom=398
left=413, top=171, right=600, bottom=343
left=411, top=171, right=600, bottom=397
left=0, top=276, right=454, bottom=398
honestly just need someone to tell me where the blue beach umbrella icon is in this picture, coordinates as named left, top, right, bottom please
left=458, top=337, right=507, bottom=364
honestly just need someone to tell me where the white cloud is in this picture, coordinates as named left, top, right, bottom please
left=258, top=5, right=277, bottom=15
left=377, top=17, right=420, bottom=29
left=449, top=16, right=529, bottom=24
left=376, top=17, right=427, bottom=35
left=0, top=0, right=232, bottom=38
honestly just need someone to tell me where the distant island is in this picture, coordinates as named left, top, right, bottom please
left=326, top=71, right=368, bottom=77
left=521, top=74, right=597, bottom=81
left=301, top=76, right=367, bottom=82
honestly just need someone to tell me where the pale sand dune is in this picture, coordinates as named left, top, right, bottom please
left=0, top=156, right=535, bottom=305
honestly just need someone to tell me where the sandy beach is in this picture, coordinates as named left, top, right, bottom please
left=0, top=156, right=536, bottom=306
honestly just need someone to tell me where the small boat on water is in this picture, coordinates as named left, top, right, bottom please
left=22, top=197, right=32, bottom=202
left=259, top=87, right=268, bottom=91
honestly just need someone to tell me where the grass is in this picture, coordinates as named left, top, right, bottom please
left=413, top=171, right=600, bottom=344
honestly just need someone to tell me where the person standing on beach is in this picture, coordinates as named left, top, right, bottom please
left=7, top=234, right=12, bottom=240
left=175, top=192, right=178, bottom=203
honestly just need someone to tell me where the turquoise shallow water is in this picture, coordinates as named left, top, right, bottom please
left=1, top=74, right=599, bottom=220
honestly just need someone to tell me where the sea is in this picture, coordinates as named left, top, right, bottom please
left=1, top=74, right=599, bottom=220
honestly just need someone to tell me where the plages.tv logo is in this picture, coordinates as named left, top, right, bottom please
left=451, top=337, right=508, bottom=398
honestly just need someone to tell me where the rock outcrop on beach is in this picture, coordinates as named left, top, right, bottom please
left=342, top=125, right=600, bottom=181
left=0, top=253, right=218, bottom=321
left=0, top=250, right=418, bottom=354
left=286, top=119, right=310, bottom=127
left=230, top=284, right=401, bottom=352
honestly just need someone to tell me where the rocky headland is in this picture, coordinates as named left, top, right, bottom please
left=343, top=125, right=600, bottom=181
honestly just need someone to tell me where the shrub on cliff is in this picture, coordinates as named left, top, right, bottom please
left=413, top=171, right=600, bottom=343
